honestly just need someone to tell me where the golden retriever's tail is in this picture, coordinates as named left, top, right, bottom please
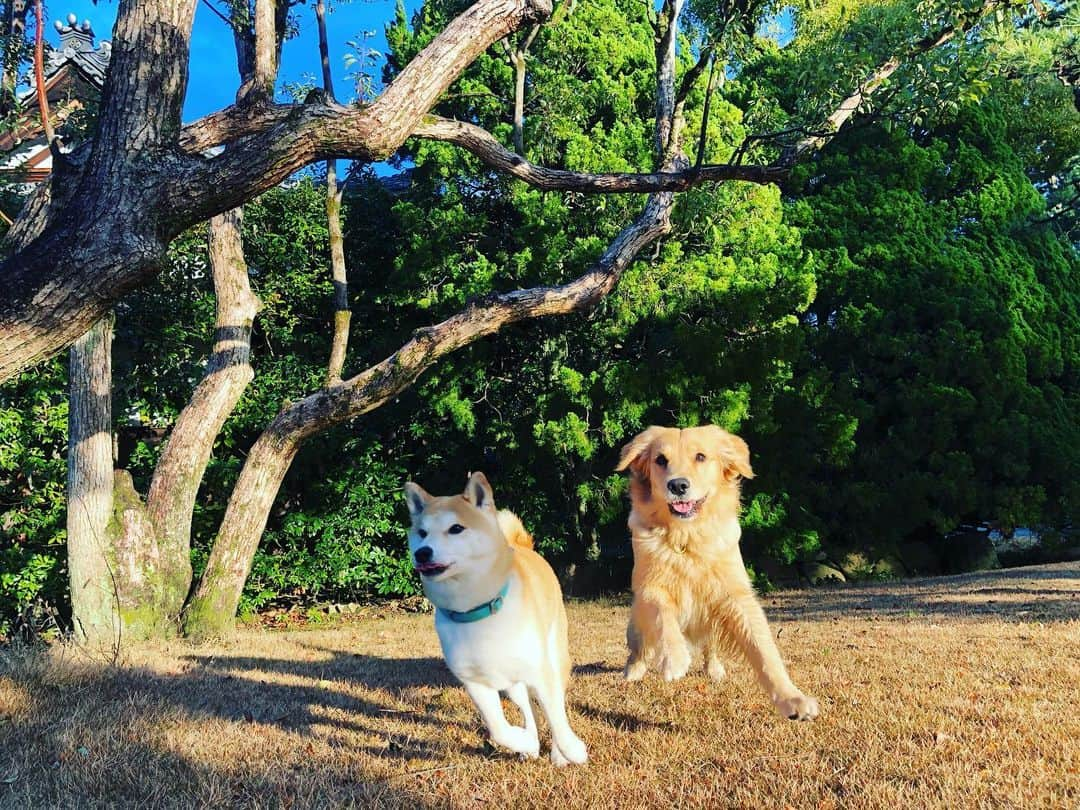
left=497, top=510, right=534, bottom=550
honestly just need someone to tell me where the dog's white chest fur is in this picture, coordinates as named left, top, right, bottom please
left=433, top=582, right=542, bottom=690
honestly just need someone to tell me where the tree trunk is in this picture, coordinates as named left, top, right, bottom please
left=67, top=211, right=260, bottom=643
left=66, top=316, right=119, bottom=646
left=181, top=427, right=300, bottom=639
left=65, top=315, right=182, bottom=642
left=316, top=1, right=350, bottom=384
left=181, top=166, right=679, bottom=640
left=139, top=209, right=260, bottom=624
left=511, top=49, right=527, bottom=155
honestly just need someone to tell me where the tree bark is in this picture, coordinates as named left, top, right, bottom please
left=66, top=212, right=259, bottom=643
left=139, top=209, right=259, bottom=621
left=66, top=316, right=119, bottom=646
left=315, top=0, right=350, bottom=384
left=654, top=0, right=683, bottom=159
left=504, top=24, right=539, bottom=155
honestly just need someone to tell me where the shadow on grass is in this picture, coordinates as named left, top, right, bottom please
left=574, top=701, right=676, bottom=733
left=764, top=563, right=1080, bottom=624
left=173, top=648, right=467, bottom=741
left=573, top=661, right=622, bottom=676
left=0, top=647, right=480, bottom=808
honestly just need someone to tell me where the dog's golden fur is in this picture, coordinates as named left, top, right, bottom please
left=617, top=425, right=819, bottom=720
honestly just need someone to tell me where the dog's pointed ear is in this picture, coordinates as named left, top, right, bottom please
left=712, top=427, right=754, bottom=481
left=616, top=426, right=663, bottom=477
left=463, top=471, right=496, bottom=511
left=403, top=482, right=432, bottom=520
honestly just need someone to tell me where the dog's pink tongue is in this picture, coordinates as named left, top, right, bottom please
left=672, top=500, right=694, bottom=514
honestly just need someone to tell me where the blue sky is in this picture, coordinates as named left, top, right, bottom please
left=53, top=2, right=794, bottom=119
left=54, top=1, right=417, bottom=120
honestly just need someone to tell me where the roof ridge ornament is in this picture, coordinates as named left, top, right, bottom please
left=53, top=12, right=95, bottom=53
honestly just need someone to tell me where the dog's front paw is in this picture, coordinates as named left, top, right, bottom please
left=551, top=734, right=588, bottom=767
left=624, top=658, right=647, bottom=681
left=660, top=645, right=691, bottom=682
left=773, top=692, right=820, bottom=721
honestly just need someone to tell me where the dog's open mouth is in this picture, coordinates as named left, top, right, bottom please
left=668, top=496, right=706, bottom=519
left=415, top=562, right=452, bottom=577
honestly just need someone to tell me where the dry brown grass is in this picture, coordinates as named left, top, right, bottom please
left=2, top=563, right=1079, bottom=809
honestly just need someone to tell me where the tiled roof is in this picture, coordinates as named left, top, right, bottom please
left=43, top=13, right=111, bottom=88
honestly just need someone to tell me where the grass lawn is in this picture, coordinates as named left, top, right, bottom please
left=2, top=562, right=1078, bottom=808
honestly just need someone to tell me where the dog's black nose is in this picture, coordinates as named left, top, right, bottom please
left=667, top=478, right=690, bottom=496
left=414, top=546, right=433, bottom=564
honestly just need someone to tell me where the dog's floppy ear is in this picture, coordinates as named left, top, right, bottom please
left=711, top=427, right=754, bottom=481
left=403, top=482, right=432, bottom=519
left=463, top=471, right=496, bottom=511
left=616, top=426, right=663, bottom=478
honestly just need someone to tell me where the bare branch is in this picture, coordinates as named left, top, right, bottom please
left=783, top=1, right=1000, bottom=164
left=413, top=115, right=787, bottom=190
left=694, top=53, right=719, bottom=171
left=178, top=102, right=293, bottom=154
left=252, top=0, right=276, bottom=97
left=174, top=0, right=554, bottom=222
left=200, top=0, right=232, bottom=27
left=506, top=24, right=540, bottom=154
left=32, top=0, right=56, bottom=149
left=315, top=0, right=336, bottom=101
left=316, top=0, right=350, bottom=383
left=675, top=45, right=714, bottom=107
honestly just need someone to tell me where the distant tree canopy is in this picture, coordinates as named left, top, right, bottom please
left=2, top=0, right=1078, bottom=634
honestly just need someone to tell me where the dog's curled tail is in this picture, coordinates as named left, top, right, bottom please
left=496, top=510, right=534, bottom=550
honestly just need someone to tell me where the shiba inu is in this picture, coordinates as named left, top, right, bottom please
left=404, top=472, right=588, bottom=765
left=617, top=425, right=820, bottom=721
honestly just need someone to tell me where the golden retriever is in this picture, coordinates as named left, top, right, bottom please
left=617, top=425, right=819, bottom=720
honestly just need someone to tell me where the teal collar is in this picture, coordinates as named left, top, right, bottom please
left=438, top=581, right=510, bottom=624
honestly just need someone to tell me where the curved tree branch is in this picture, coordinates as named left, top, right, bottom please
left=413, top=115, right=788, bottom=188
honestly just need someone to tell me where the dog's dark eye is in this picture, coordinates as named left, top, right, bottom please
left=656, top=454, right=668, bottom=468
left=418, top=529, right=428, bottom=539
left=695, top=453, right=706, bottom=463
left=448, top=524, right=466, bottom=535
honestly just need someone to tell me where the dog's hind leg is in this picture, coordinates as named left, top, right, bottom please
left=464, top=681, right=540, bottom=758
left=530, top=672, right=587, bottom=766
left=704, top=637, right=727, bottom=681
